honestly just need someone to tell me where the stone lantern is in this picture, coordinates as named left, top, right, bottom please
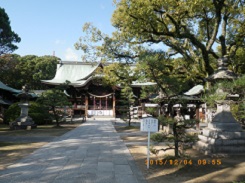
left=10, top=85, right=37, bottom=130
left=194, top=57, right=245, bottom=154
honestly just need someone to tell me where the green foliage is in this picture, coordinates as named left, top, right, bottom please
left=202, top=92, right=226, bottom=108
left=145, top=107, right=155, bottom=115
left=103, top=63, right=139, bottom=86
left=137, top=52, right=203, bottom=96
left=4, top=102, right=51, bottom=125
left=202, top=75, right=245, bottom=125
left=150, top=133, right=166, bottom=143
left=75, top=23, right=141, bottom=63
left=0, top=8, right=21, bottom=55
left=37, top=88, right=71, bottom=126
left=158, top=115, right=167, bottom=126
left=103, top=63, right=139, bottom=126
left=120, top=85, right=135, bottom=126
left=0, top=54, right=21, bottom=87
left=17, top=55, right=59, bottom=89
left=150, top=118, right=197, bottom=157
left=0, top=54, right=59, bottom=89
left=230, top=48, right=245, bottom=75
left=28, top=102, right=51, bottom=125
left=77, top=0, right=245, bottom=79
left=231, top=102, right=245, bottom=125
left=202, top=75, right=245, bottom=107
left=4, top=102, right=19, bottom=124
left=165, top=117, right=175, bottom=125
left=140, top=85, right=158, bottom=100
left=112, top=0, right=244, bottom=73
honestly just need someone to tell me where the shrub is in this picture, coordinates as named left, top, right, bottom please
left=150, top=118, right=197, bottom=157
left=4, top=102, right=19, bottom=124
left=4, top=101, right=51, bottom=125
left=28, top=102, right=52, bottom=125
left=150, top=133, right=166, bottom=143
left=158, top=115, right=166, bottom=126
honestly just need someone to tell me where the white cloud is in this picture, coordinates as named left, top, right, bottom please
left=64, top=48, right=79, bottom=61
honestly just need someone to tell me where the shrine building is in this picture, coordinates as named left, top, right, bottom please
left=42, top=61, right=156, bottom=118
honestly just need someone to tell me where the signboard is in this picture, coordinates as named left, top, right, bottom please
left=140, top=117, right=158, bottom=169
left=140, top=117, right=158, bottom=132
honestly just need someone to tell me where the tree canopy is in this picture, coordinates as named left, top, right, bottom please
left=76, top=0, right=245, bottom=79
left=38, top=87, right=71, bottom=127
left=0, top=54, right=59, bottom=89
left=0, top=7, right=21, bottom=55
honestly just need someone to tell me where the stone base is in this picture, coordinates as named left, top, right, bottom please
left=194, top=128, right=245, bottom=155
left=194, top=103, right=245, bottom=155
left=11, top=124, right=37, bottom=130
left=10, top=116, right=37, bottom=130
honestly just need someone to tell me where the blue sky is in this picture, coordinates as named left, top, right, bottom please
left=1, top=0, right=116, bottom=61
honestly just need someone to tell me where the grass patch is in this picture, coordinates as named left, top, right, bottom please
left=0, top=122, right=81, bottom=136
left=114, top=125, right=140, bottom=133
left=0, top=142, right=23, bottom=147
left=124, top=125, right=140, bottom=129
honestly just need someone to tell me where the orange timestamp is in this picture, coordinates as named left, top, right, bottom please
left=145, top=159, right=222, bottom=166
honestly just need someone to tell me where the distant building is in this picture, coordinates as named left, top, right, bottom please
left=0, top=81, right=21, bottom=122
left=42, top=61, right=156, bottom=118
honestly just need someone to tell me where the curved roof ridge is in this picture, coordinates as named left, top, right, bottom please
left=42, top=62, right=100, bottom=84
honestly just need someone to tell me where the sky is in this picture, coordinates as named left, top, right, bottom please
left=1, top=0, right=116, bottom=61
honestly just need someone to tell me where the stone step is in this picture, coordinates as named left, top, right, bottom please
left=194, top=141, right=245, bottom=155
left=202, top=128, right=245, bottom=139
left=208, top=122, right=243, bottom=131
left=198, top=135, right=245, bottom=145
left=193, top=141, right=211, bottom=155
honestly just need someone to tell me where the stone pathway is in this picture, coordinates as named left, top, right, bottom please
left=0, top=120, right=146, bottom=183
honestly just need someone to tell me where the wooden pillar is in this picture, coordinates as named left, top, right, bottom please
left=196, top=104, right=200, bottom=130
left=93, top=97, right=95, bottom=110
left=100, top=98, right=101, bottom=110
left=85, top=95, right=88, bottom=117
left=113, top=93, right=116, bottom=117
left=106, top=97, right=108, bottom=110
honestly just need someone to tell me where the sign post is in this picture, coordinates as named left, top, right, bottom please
left=140, top=117, right=158, bottom=169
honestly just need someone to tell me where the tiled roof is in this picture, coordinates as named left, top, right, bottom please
left=0, top=81, right=21, bottom=93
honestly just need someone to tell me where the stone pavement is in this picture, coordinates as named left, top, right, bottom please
left=0, top=120, right=147, bottom=183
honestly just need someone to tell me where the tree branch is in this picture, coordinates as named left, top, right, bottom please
left=206, top=0, right=224, bottom=51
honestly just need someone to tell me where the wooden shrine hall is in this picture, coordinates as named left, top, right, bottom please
left=42, top=61, right=156, bottom=118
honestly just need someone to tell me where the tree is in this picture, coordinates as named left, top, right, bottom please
left=120, top=85, right=135, bottom=126
left=231, top=48, right=245, bottom=75
left=151, top=115, right=198, bottom=157
left=76, top=0, right=245, bottom=78
left=0, top=54, right=21, bottom=87
left=37, top=87, right=71, bottom=127
left=0, top=7, right=21, bottom=55
left=137, top=51, right=205, bottom=97
left=0, top=54, right=59, bottom=89
left=103, top=63, right=137, bottom=125
left=202, top=74, right=245, bottom=125
left=17, top=55, right=59, bottom=89
left=4, top=101, right=51, bottom=125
